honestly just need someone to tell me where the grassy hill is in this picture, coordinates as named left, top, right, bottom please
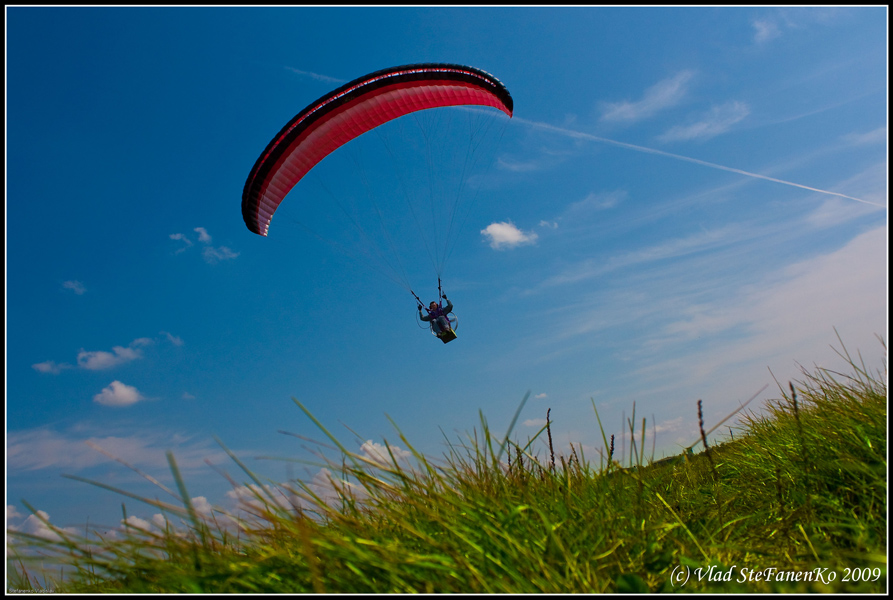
left=8, top=344, right=886, bottom=593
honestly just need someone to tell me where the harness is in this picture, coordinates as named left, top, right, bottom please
left=411, top=277, right=447, bottom=316
left=411, top=278, right=458, bottom=343
left=412, top=277, right=449, bottom=323
left=425, top=303, right=447, bottom=320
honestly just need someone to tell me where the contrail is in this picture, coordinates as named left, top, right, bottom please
left=514, top=116, right=885, bottom=208
left=284, top=66, right=346, bottom=84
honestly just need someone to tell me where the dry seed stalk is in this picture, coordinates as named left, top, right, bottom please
left=698, top=400, right=719, bottom=482
left=546, top=408, right=555, bottom=472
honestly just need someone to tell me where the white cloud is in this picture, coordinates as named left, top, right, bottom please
left=152, top=513, right=172, bottom=530
left=226, top=469, right=366, bottom=518
left=161, top=331, right=184, bottom=346
left=359, top=440, right=412, bottom=468
left=31, top=360, right=72, bottom=374
left=171, top=228, right=238, bottom=263
left=7, top=505, right=24, bottom=524
left=659, top=101, right=750, bottom=142
left=308, top=468, right=366, bottom=505
left=202, top=245, right=240, bottom=264
left=10, top=510, right=78, bottom=542
left=78, top=347, right=140, bottom=370
left=190, top=496, right=214, bottom=516
left=118, top=504, right=209, bottom=537
left=77, top=338, right=152, bottom=370
left=653, top=417, right=684, bottom=435
left=170, top=233, right=193, bottom=254
left=62, top=280, right=86, bottom=295
left=226, top=483, right=292, bottom=513
left=481, top=221, right=539, bottom=250
left=93, top=381, right=144, bottom=406
left=535, top=393, right=548, bottom=399
left=523, top=418, right=547, bottom=427
left=35, top=336, right=176, bottom=376
left=193, top=227, right=212, bottom=243
left=600, top=71, right=694, bottom=123
left=122, top=515, right=154, bottom=532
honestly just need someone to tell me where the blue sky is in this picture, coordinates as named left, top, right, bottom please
left=7, top=7, right=887, bottom=539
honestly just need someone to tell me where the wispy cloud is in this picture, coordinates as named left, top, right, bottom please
left=202, top=245, right=240, bottom=264
left=497, top=156, right=549, bottom=172
left=7, top=425, right=228, bottom=474
left=62, top=280, right=86, bottom=295
left=659, top=101, right=750, bottom=142
left=806, top=190, right=886, bottom=231
left=481, top=221, right=539, bottom=250
left=564, top=190, right=627, bottom=216
left=752, top=19, right=782, bottom=44
left=169, top=233, right=193, bottom=254
left=32, top=360, right=72, bottom=374
left=842, top=127, right=886, bottom=147
left=813, top=161, right=888, bottom=214
left=600, top=71, right=694, bottom=123
left=512, top=116, right=881, bottom=207
left=160, top=331, right=184, bottom=346
left=170, top=227, right=239, bottom=263
left=539, top=226, right=739, bottom=288
left=752, top=8, right=845, bottom=46
left=500, top=224, right=885, bottom=460
left=635, top=225, right=888, bottom=393
left=653, top=417, right=684, bottom=435
left=555, top=225, right=885, bottom=393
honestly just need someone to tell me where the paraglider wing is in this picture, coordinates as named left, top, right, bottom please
left=242, top=63, right=514, bottom=237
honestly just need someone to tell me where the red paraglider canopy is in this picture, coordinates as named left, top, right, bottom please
left=242, top=63, right=514, bottom=237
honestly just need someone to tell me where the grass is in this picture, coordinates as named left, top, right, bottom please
left=7, top=341, right=887, bottom=593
